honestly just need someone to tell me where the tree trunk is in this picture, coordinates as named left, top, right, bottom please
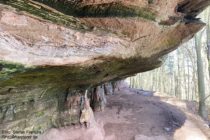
left=195, top=36, right=208, bottom=119
left=207, top=7, right=210, bottom=77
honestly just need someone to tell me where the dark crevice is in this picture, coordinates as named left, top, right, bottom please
left=176, top=1, right=190, bottom=13
left=176, top=0, right=210, bottom=17
left=176, top=0, right=209, bottom=25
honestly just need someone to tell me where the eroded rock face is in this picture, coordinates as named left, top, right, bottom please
left=0, top=0, right=209, bottom=132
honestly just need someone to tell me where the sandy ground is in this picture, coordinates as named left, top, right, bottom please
left=39, top=88, right=210, bottom=140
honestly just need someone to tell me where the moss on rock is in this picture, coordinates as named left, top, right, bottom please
left=0, top=61, right=30, bottom=81
left=1, top=0, right=89, bottom=30
left=2, top=0, right=156, bottom=28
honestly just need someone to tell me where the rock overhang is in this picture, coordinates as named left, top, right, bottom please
left=0, top=0, right=209, bottom=88
left=0, top=0, right=210, bottom=131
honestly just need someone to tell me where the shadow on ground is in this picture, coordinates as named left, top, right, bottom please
left=39, top=88, right=209, bottom=140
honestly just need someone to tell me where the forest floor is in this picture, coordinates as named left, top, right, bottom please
left=40, top=88, right=210, bottom=140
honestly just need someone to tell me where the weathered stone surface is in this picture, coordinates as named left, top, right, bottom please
left=0, top=0, right=209, bottom=132
left=104, top=83, right=114, bottom=95
left=91, top=85, right=107, bottom=111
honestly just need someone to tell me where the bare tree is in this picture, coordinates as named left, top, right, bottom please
left=195, top=32, right=208, bottom=119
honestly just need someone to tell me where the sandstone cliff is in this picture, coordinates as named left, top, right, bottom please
left=0, top=0, right=209, bottom=132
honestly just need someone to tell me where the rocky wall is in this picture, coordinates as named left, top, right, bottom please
left=0, top=82, right=114, bottom=132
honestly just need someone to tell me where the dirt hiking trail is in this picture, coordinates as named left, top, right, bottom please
left=40, top=88, right=210, bottom=140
